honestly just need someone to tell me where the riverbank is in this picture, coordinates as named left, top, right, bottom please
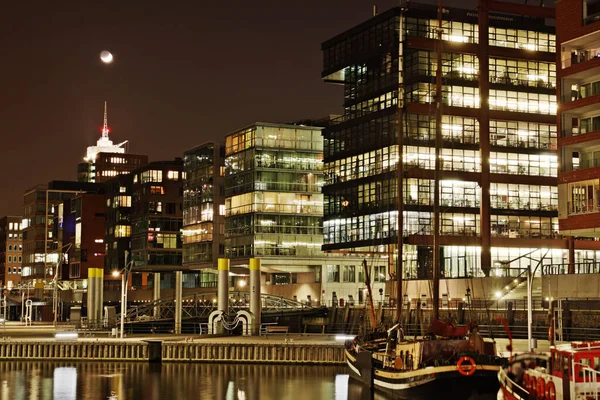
left=0, top=332, right=555, bottom=367
left=0, top=333, right=346, bottom=364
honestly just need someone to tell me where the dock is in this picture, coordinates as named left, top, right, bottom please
left=0, top=334, right=346, bottom=365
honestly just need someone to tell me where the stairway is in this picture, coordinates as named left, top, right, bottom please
left=499, top=276, right=542, bottom=301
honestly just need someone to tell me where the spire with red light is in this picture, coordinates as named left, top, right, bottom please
left=101, top=101, right=109, bottom=139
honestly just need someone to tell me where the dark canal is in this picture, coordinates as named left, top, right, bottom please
left=0, top=362, right=500, bottom=399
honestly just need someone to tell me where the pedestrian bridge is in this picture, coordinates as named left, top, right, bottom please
left=119, top=292, right=324, bottom=324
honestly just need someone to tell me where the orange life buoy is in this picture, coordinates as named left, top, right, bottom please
left=457, top=356, right=477, bottom=376
left=529, top=376, right=537, bottom=398
left=537, top=377, right=546, bottom=400
left=523, top=373, right=530, bottom=390
left=546, top=380, right=556, bottom=400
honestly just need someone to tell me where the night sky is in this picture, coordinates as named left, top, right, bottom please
left=1, top=0, right=550, bottom=216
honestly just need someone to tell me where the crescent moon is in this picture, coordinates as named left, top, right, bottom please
left=100, top=51, right=113, bottom=64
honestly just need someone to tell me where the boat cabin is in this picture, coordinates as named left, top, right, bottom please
left=521, top=342, right=600, bottom=400
left=550, top=342, right=600, bottom=383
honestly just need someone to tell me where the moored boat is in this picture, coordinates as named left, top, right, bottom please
left=345, top=322, right=505, bottom=399
left=498, top=342, right=600, bottom=400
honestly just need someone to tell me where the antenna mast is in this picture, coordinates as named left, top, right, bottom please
left=102, top=101, right=109, bottom=139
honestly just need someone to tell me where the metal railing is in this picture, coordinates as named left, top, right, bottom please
left=498, top=366, right=529, bottom=400
left=544, top=263, right=600, bottom=275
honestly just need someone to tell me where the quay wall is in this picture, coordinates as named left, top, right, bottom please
left=0, top=340, right=345, bottom=365
left=162, top=342, right=344, bottom=364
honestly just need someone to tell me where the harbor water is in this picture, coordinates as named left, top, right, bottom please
left=0, top=361, right=499, bottom=399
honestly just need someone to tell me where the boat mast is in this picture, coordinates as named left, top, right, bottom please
left=432, top=0, right=443, bottom=321
left=395, top=6, right=405, bottom=326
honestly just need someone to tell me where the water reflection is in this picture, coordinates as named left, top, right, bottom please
left=0, top=362, right=497, bottom=400
left=0, top=362, right=365, bottom=400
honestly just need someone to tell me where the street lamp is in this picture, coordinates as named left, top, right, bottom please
left=115, top=251, right=134, bottom=339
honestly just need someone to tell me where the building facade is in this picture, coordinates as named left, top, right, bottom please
left=22, top=181, right=103, bottom=285
left=77, top=102, right=147, bottom=183
left=103, top=174, right=134, bottom=274
left=78, top=152, right=148, bottom=183
left=182, top=142, right=225, bottom=276
left=61, top=193, right=106, bottom=282
left=0, top=216, right=22, bottom=289
left=320, top=2, right=600, bottom=300
left=557, top=0, right=600, bottom=246
left=223, top=122, right=371, bottom=301
left=129, top=159, right=184, bottom=289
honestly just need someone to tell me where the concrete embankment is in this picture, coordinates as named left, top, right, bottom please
left=0, top=336, right=345, bottom=365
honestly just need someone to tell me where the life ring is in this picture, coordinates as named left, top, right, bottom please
left=529, top=377, right=537, bottom=398
left=537, top=377, right=546, bottom=400
left=457, top=356, right=477, bottom=376
left=523, top=374, right=531, bottom=391
left=545, top=381, right=556, bottom=400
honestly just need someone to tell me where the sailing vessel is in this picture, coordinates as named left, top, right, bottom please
left=498, top=342, right=600, bottom=400
left=343, top=0, right=505, bottom=398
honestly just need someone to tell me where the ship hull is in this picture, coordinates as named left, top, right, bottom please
left=346, top=348, right=500, bottom=400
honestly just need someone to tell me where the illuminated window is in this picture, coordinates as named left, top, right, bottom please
left=167, top=170, right=179, bottom=180
left=151, top=186, right=165, bottom=195
left=75, top=222, right=81, bottom=249
left=141, top=170, right=163, bottom=183
left=150, top=202, right=162, bottom=213
left=568, top=180, right=600, bottom=215
left=115, top=225, right=131, bottom=238
left=113, top=196, right=131, bottom=208
left=155, top=233, right=178, bottom=249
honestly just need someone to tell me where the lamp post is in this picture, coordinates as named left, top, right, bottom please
left=116, top=251, right=134, bottom=339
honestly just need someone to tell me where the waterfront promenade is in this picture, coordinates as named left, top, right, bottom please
left=0, top=321, right=554, bottom=366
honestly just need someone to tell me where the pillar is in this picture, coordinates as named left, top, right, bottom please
left=174, top=271, right=182, bottom=335
left=249, top=258, right=261, bottom=336
left=96, top=270, right=104, bottom=327
left=153, top=272, right=161, bottom=319
left=218, top=258, right=229, bottom=312
left=86, top=269, right=95, bottom=326
left=478, top=0, right=492, bottom=276
left=568, top=236, right=575, bottom=274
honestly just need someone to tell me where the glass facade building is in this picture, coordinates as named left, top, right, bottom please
left=182, top=142, right=225, bottom=271
left=321, top=2, right=600, bottom=285
left=223, top=123, right=370, bottom=300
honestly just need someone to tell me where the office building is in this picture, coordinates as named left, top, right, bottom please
left=129, top=159, right=184, bottom=289
left=224, top=122, right=369, bottom=301
left=182, top=142, right=225, bottom=280
left=22, top=181, right=103, bottom=284
left=77, top=102, right=147, bottom=183
left=320, top=2, right=600, bottom=300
